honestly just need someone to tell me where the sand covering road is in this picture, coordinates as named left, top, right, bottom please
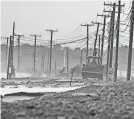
left=1, top=81, right=134, bottom=119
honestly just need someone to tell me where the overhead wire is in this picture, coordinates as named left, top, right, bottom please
left=20, top=36, right=50, bottom=44
left=56, top=34, right=87, bottom=41
left=60, top=25, right=82, bottom=38
left=120, top=18, right=130, bottom=32
left=120, top=10, right=131, bottom=23
left=56, top=37, right=87, bottom=45
left=56, top=29, right=103, bottom=43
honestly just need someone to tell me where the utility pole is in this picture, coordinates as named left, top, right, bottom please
left=104, top=2, right=125, bottom=80
left=81, top=24, right=94, bottom=62
left=7, top=22, right=16, bottom=78
left=106, top=36, right=111, bottom=80
left=15, top=34, right=24, bottom=72
left=80, top=50, right=83, bottom=68
left=97, top=14, right=110, bottom=64
left=127, top=1, right=134, bottom=81
left=41, top=55, right=43, bottom=73
left=12, top=22, right=15, bottom=63
left=98, top=35, right=101, bottom=57
left=30, top=34, right=41, bottom=76
left=7, top=36, right=12, bottom=79
left=7, top=36, right=15, bottom=79
left=55, top=60, right=57, bottom=75
left=104, top=3, right=116, bottom=69
left=47, top=51, right=50, bottom=75
left=64, top=46, right=66, bottom=68
left=106, top=12, right=113, bottom=81
left=114, top=0, right=124, bottom=82
left=43, top=54, right=45, bottom=73
left=101, top=15, right=106, bottom=63
left=46, top=29, right=57, bottom=77
left=66, top=47, right=69, bottom=74
left=92, top=22, right=100, bottom=56
left=41, top=54, right=45, bottom=73
left=6, top=37, right=9, bottom=63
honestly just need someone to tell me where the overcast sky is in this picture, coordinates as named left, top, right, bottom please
left=1, top=0, right=132, bottom=49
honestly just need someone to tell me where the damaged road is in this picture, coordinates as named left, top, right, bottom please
left=1, top=81, right=134, bottom=119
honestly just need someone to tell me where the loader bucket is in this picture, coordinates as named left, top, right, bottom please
left=82, top=71, right=103, bottom=80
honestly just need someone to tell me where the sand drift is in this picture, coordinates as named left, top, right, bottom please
left=1, top=86, right=82, bottom=97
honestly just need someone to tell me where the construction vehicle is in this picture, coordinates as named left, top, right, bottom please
left=82, top=56, right=104, bottom=80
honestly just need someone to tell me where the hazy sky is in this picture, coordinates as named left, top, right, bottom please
left=1, top=0, right=132, bottom=48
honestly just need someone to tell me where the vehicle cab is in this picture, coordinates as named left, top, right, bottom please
left=83, top=56, right=101, bottom=68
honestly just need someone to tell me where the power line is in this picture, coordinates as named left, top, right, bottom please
left=56, top=29, right=102, bottom=42
left=57, top=37, right=87, bottom=45
left=120, top=18, right=131, bottom=32
left=60, top=25, right=83, bottom=38
left=56, top=34, right=86, bottom=40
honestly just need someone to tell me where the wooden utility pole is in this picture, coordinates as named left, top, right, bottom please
left=43, top=54, right=45, bottom=73
left=7, top=36, right=15, bottom=79
left=80, top=50, right=83, bottom=68
left=41, top=55, right=43, bottom=72
left=55, top=60, right=57, bottom=75
left=41, top=54, right=45, bottom=73
left=97, top=14, right=110, bottom=64
left=109, top=4, right=115, bottom=69
left=46, top=29, right=57, bottom=77
left=30, top=34, right=41, bottom=76
left=81, top=24, right=94, bottom=62
left=98, top=35, right=101, bottom=57
left=106, top=12, right=113, bottom=80
left=7, top=22, right=16, bottom=79
left=114, top=0, right=124, bottom=82
left=104, top=2, right=125, bottom=80
left=47, top=51, right=50, bottom=75
left=64, top=47, right=66, bottom=68
left=12, top=22, right=15, bottom=63
left=7, top=36, right=12, bottom=79
left=6, top=37, right=9, bottom=63
left=92, top=22, right=100, bottom=56
left=104, top=3, right=116, bottom=69
left=127, top=1, right=134, bottom=81
left=106, top=37, right=111, bottom=80
left=100, top=15, right=106, bottom=62
left=15, top=34, right=24, bottom=72
left=66, top=47, right=69, bottom=74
